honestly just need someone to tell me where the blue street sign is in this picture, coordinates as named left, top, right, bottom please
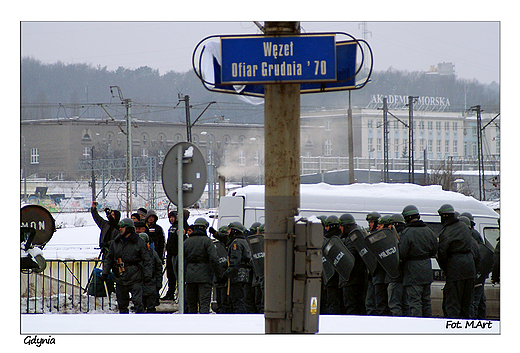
left=221, top=34, right=337, bottom=84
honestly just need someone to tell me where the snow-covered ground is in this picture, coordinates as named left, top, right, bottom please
left=21, top=312, right=499, bottom=334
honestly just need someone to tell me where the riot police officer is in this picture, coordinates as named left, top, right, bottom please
left=322, top=215, right=343, bottom=314
left=461, top=212, right=487, bottom=319
left=339, top=213, right=367, bottom=315
left=183, top=218, right=220, bottom=314
left=101, top=218, right=152, bottom=313
left=365, top=211, right=385, bottom=315
left=223, top=222, right=252, bottom=313
left=398, top=205, right=438, bottom=317
left=438, top=204, right=477, bottom=319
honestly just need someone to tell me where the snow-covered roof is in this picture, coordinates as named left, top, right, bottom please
left=229, top=182, right=499, bottom=219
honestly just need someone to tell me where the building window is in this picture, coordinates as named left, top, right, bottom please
left=436, top=139, right=441, bottom=153
left=445, top=122, right=450, bottom=131
left=436, top=122, right=441, bottom=131
left=238, top=150, right=245, bottom=166
left=324, top=139, right=333, bottom=156
left=428, top=140, right=433, bottom=153
left=428, top=121, right=433, bottom=130
left=325, top=121, right=331, bottom=131
left=367, top=120, right=373, bottom=129
left=368, top=138, right=373, bottom=152
left=452, top=122, right=458, bottom=131
left=376, top=138, right=382, bottom=152
left=254, top=151, right=260, bottom=166
left=222, top=150, right=229, bottom=166
left=445, top=140, right=450, bottom=153
left=83, top=147, right=90, bottom=160
left=30, top=148, right=39, bottom=164
left=453, top=140, right=458, bottom=153
left=394, top=121, right=399, bottom=130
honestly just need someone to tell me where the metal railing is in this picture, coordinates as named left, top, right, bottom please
left=300, top=155, right=500, bottom=176
left=21, top=260, right=117, bottom=314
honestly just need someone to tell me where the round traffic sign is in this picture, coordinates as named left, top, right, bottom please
left=161, top=142, right=207, bottom=208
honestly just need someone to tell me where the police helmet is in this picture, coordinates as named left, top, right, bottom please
left=402, top=205, right=419, bottom=218
left=390, top=213, right=405, bottom=225
left=459, top=216, right=472, bottom=228
left=460, top=212, right=473, bottom=221
left=249, top=222, right=262, bottom=234
left=438, top=204, right=455, bottom=215
left=366, top=212, right=381, bottom=222
left=326, top=215, right=340, bottom=227
left=379, top=215, right=392, bottom=226
left=318, top=215, right=328, bottom=226
left=118, top=218, right=135, bottom=229
left=339, top=213, right=356, bottom=225
left=193, top=217, right=209, bottom=229
left=138, top=232, right=150, bottom=243
left=228, top=221, right=245, bottom=234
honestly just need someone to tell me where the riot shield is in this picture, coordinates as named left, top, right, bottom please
left=321, top=238, right=336, bottom=284
left=247, top=234, right=265, bottom=279
left=349, top=227, right=378, bottom=276
left=477, top=239, right=495, bottom=281
left=364, top=228, right=400, bottom=279
left=213, top=240, right=229, bottom=278
left=21, top=205, right=56, bottom=247
left=323, top=236, right=355, bottom=282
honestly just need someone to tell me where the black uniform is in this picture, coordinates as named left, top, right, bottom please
left=398, top=220, right=438, bottom=317
left=164, top=219, right=188, bottom=300
left=469, top=227, right=487, bottom=319
left=339, top=223, right=367, bottom=315
left=223, top=232, right=252, bottom=313
left=438, top=218, right=477, bottom=319
left=323, top=227, right=343, bottom=314
left=183, top=227, right=220, bottom=313
left=142, top=246, right=163, bottom=312
left=102, top=231, right=152, bottom=313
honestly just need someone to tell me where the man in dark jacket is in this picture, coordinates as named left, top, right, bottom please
left=398, top=205, right=438, bottom=317
left=145, top=210, right=165, bottom=263
left=139, top=233, right=163, bottom=313
left=101, top=218, right=153, bottom=313
left=461, top=212, right=487, bottom=319
left=223, top=222, right=252, bottom=313
left=322, top=215, right=344, bottom=314
left=184, top=218, right=220, bottom=313
left=437, top=204, right=477, bottom=319
left=339, top=213, right=366, bottom=315
left=91, top=202, right=121, bottom=257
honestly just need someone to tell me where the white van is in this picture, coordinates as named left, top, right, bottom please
left=218, top=182, right=500, bottom=318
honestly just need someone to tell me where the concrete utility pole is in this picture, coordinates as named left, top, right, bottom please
left=263, top=21, right=301, bottom=334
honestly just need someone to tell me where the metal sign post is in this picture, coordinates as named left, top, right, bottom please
left=176, top=146, right=184, bottom=313
left=161, top=142, right=207, bottom=314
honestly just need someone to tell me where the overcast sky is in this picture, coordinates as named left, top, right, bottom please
left=21, top=21, right=499, bottom=84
